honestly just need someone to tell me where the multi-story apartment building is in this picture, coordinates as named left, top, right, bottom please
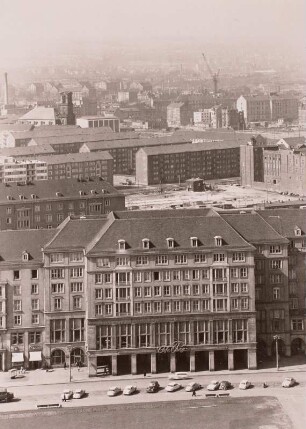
left=29, top=131, right=138, bottom=155
left=80, top=135, right=191, bottom=175
left=221, top=212, right=291, bottom=359
left=42, top=209, right=257, bottom=375
left=35, top=152, right=113, bottom=184
left=0, top=157, right=48, bottom=183
left=237, top=94, right=299, bottom=125
left=76, top=115, right=120, bottom=132
left=0, top=229, right=55, bottom=370
left=135, top=141, right=242, bottom=185
left=167, top=102, right=191, bottom=128
left=259, top=209, right=306, bottom=356
left=0, top=124, right=131, bottom=149
left=0, top=208, right=305, bottom=373
left=0, top=178, right=125, bottom=231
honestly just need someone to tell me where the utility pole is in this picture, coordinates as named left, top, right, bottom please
left=273, top=335, right=280, bottom=370
left=67, top=345, right=72, bottom=382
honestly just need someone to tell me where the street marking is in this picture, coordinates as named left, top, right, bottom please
left=187, top=405, right=217, bottom=409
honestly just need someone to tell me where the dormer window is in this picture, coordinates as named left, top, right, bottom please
left=214, top=236, right=222, bottom=247
left=118, top=239, right=126, bottom=250
left=190, top=237, right=198, bottom=248
left=294, top=226, right=302, bottom=236
left=166, top=238, right=174, bottom=249
left=142, top=238, right=150, bottom=249
left=22, top=251, right=29, bottom=261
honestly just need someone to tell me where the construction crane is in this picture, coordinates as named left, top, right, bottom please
left=202, top=53, right=220, bottom=96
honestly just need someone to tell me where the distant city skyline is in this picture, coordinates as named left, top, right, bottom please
left=0, top=0, right=305, bottom=69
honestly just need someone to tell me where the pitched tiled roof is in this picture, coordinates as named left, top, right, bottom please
left=44, top=217, right=108, bottom=251
left=30, top=131, right=139, bottom=146
left=0, top=229, right=55, bottom=264
left=88, top=212, right=253, bottom=254
left=0, top=144, right=55, bottom=157
left=35, top=151, right=113, bottom=164
left=277, top=137, right=306, bottom=149
left=0, top=178, right=121, bottom=203
left=0, top=124, right=33, bottom=133
left=138, top=139, right=242, bottom=156
left=81, top=135, right=191, bottom=151
left=10, top=125, right=129, bottom=141
left=19, top=106, right=56, bottom=121
left=258, top=209, right=306, bottom=237
left=221, top=213, right=288, bottom=244
left=115, top=208, right=217, bottom=219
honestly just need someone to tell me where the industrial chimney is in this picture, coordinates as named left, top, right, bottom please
left=4, top=72, right=8, bottom=105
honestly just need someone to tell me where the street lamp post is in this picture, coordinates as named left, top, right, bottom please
left=67, top=345, right=72, bottom=382
left=273, top=335, right=280, bottom=371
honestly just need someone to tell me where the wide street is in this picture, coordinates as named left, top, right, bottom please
left=0, top=367, right=306, bottom=429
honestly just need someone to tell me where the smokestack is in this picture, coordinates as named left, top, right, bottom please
left=4, top=72, right=8, bottom=105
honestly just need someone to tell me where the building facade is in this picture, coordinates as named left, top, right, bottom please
left=76, top=115, right=120, bottom=132
left=136, top=141, right=241, bottom=185
left=0, top=157, right=48, bottom=183
left=35, top=152, right=113, bottom=184
left=0, top=178, right=125, bottom=231
left=0, top=208, right=305, bottom=373
left=240, top=142, right=306, bottom=196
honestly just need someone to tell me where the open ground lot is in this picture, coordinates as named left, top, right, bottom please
left=0, top=397, right=293, bottom=429
left=116, top=177, right=301, bottom=211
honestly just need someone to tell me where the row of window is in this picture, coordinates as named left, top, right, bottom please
left=94, top=297, right=250, bottom=316
left=94, top=268, right=249, bottom=284
left=13, top=314, right=40, bottom=325
left=255, top=259, right=284, bottom=270
left=51, top=268, right=84, bottom=279
left=51, top=282, right=83, bottom=294
left=96, top=319, right=248, bottom=349
left=53, top=296, right=82, bottom=310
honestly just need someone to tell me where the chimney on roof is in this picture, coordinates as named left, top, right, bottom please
left=4, top=72, right=8, bottom=105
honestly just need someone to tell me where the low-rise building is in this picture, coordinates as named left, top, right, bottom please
left=0, top=178, right=125, bottom=230
left=76, top=115, right=120, bottom=132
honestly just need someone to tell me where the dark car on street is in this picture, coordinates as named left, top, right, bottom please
left=146, top=380, right=160, bottom=393
left=219, top=381, right=231, bottom=390
left=0, top=388, right=14, bottom=403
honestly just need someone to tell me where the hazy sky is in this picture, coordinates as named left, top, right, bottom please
left=0, top=0, right=305, bottom=67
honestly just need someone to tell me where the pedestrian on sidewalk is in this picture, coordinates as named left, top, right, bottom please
left=64, top=362, right=67, bottom=370
left=192, top=390, right=196, bottom=398
left=143, top=371, right=146, bottom=377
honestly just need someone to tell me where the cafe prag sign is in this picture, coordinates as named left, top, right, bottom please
left=157, top=341, right=188, bottom=354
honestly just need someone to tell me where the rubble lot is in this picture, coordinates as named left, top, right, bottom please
left=117, top=180, right=301, bottom=211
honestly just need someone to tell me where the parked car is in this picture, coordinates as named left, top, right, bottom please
left=185, top=382, right=201, bottom=392
left=239, top=380, right=251, bottom=390
left=219, top=381, right=231, bottom=390
left=123, top=385, right=137, bottom=395
left=73, top=389, right=86, bottom=399
left=0, top=388, right=14, bottom=403
left=146, top=380, right=160, bottom=393
left=107, top=386, right=122, bottom=397
left=282, top=377, right=296, bottom=388
left=61, top=389, right=73, bottom=401
left=169, top=372, right=190, bottom=380
left=165, top=382, right=182, bottom=392
left=207, top=380, right=220, bottom=391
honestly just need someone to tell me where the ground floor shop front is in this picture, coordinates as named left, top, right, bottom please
left=88, top=345, right=257, bottom=376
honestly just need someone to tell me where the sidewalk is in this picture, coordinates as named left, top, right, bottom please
left=2, top=360, right=306, bottom=388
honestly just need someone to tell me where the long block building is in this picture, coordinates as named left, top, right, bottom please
left=0, top=208, right=305, bottom=373
left=35, top=152, right=113, bottom=184
left=135, top=141, right=242, bottom=185
left=0, top=178, right=125, bottom=230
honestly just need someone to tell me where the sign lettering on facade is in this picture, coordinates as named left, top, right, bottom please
left=156, top=340, right=188, bottom=353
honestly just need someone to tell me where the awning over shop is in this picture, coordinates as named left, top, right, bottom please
left=29, top=351, right=42, bottom=362
left=12, top=352, right=24, bottom=363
